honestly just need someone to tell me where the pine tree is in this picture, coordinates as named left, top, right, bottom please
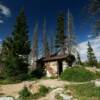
left=77, top=52, right=82, bottom=65
left=0, top=37, right=13, bottom=77
left=1, top=37, right=13, bottom=61
left=2, top=10, right=30, bottom=80
left=12, top=10, right=30, bottom=57
left=55, top=12, right=66, bottom=54
left=87, top=41, right=97, bottom=67
left=1, top=37, right=17, bottom=79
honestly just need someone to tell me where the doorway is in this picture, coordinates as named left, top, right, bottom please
left=58, top=61, right=63, bottom=76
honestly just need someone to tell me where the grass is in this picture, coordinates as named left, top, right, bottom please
left=0, top=75, right=38, bottom=85
left=95, top=71, right=100, bottom=79
left=18, top=85, right=50, bottom=100
left=33, top=85, right=50, bottom=99
left=60, top=67, right=96, bottom=82
left=55, top=93, right=63, bottom=100
left=19, top=86, right=32, bottom=100
left=0, top=79, right=22, bottom=85
left=64, top=83, right=100, bottom=100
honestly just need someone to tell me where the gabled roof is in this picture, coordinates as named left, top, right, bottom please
left=43, top=55, right=67, bottom=62
left=37, top=53, right=67, bottom=63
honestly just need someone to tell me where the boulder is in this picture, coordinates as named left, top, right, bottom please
left=0, top=97, right=14, bottom=100
left=60, top=94, right=73, bottom=100
left=95, top=80, right=100, bottom=87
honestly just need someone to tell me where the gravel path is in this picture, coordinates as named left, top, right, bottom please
left=0, top=79, right=93, bottom=98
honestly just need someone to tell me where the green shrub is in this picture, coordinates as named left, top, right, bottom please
left=19, top=86, right=32, bottom=99
left=96, top=71, right=100, bottom=78
left=55, top=93, right=63, bottom=100
left=97, top=63, right=100, bottom=68
left=60, top=67, right=96, bottom=82
left=66, top=54, right=76, bottom=67
left=29, top=67, right=46, bottom=79
left=18, top=86, right=49, bottom=100
left=39, top=85, right=49, bottom=96
left=33, top=85, right=49, bottom=99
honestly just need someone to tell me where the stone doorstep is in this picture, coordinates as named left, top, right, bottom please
left=0, top=97, right=14, bottom=100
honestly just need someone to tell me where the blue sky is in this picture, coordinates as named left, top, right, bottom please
left=0, top=0, right=100, bottom=61
left=0, top=0, right=91, bottom=42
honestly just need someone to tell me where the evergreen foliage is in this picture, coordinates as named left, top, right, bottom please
left=77, top=52, right=82, bottom=65
left=66, top=54, right=75, bottom=67
left=12, top=10, right=30, bottom=57
left=30, top=66, right=46, bottom=79
left=1, top=9, right=30, bottom=80
left=87, top=41, right=97, bottom=67
left=55, top=12, right=66, bottom=54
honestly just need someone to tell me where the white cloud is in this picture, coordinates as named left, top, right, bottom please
left=87, top=34, right=93, bottom=38
left=78, top=36, right=100, bottom=61
left=0, top=4, right=11, bottom=24
left=0, top=4, right=11, bottom=17
left=0, top=19, right=4, bottom=23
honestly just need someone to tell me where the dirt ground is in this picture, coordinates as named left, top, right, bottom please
left=0, top=79, right=92, bottom=99
left=0, top=79, right=68, bottom=98
left=0, top=67, right=99, bottom=99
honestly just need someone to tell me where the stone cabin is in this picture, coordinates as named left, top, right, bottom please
left=36, top=54, right=68, bottom=77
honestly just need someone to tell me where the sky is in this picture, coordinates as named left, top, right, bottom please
left=0, top=0, right=100, bottom=61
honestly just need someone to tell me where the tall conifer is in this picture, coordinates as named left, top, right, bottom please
left=87, top=41, right=97, bottom=67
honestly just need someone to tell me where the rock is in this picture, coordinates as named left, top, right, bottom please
left=0, top=97, right=14, bottom=100
left=73, top=99, right=78, bottom=100
left=29, top=83, right=40, bottom=94
left=15, top=95, right=19, bottom=100
left=66, top=90, right=72, bottom=95
left=60, top=93, right=73, bottom=100
left=42, top=88, right=64, bottom=100
left=95, top=80, right=100, bottom=87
